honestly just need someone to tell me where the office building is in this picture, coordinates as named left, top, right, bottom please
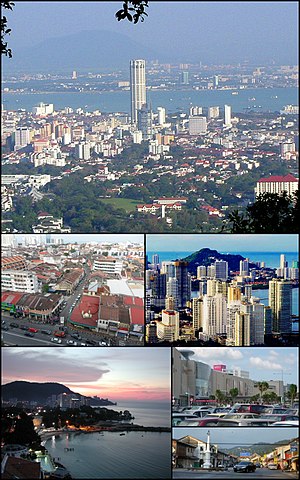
left=239, top=259, right=249, bottom=276
left=235, top=311, right=250, bottom=346
left=174, top=261, right=191, bottom=308
left=130, top=59, right=146, bottom=125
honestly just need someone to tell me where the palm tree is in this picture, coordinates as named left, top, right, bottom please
left=215, top=389, right=225, bottom=405
left=229, top=388, right=239, bottom=405
left=255, top=381, right=269, bottom=404
left=286, top=384, right=298, bottom=407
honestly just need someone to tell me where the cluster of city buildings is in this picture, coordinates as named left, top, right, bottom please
left=1, top=60, right=298, bottom=232
left=146, top=253, right=298, bottom=345
left=1, top=235, right=144, bottom=339
left=173, top=348, right=286, bottom=407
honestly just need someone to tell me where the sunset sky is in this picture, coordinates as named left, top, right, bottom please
left=2, top=347, right=171, bottom=403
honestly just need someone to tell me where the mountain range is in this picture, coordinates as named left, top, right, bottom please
left=3, top=29, right=160, bottom=73
left=225, top=440, right=293, bottom=457
left=2, top=381, right=116, bottom=406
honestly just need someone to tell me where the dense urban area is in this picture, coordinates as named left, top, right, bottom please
left=1, top=234, right=144, bottom=346
left=1, top=62, right=299, bottom=233
left=146, top=250, right=299, bottom=346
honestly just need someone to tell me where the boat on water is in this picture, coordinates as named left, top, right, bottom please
left=231, top=91, right=238, bottom=95
left=119, top=433, right=126, bottom=436
left=248, top=97, right=256, bottom=101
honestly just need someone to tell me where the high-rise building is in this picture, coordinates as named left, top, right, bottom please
left=214, top=260, right=228, bottom=281
left=224, top=105, right=232, bottom=127
left=137, top=104, right=153, bottom=140
left=157, top=107, right=166, bottom=125
left=280, top=254, right=288, bottom=269
left=156, top=309, right=179, bottom=342
left=240, top=298, right=265, bottom=345
left=208, top=106, right=219, bottom=119
left=174, top=261, right=191, bottom=308
left=235, top=311, right=250, bottom=346
left=240, top=259, right=249, bottom=276
left=166, top=277, right=179, bottom=309
left=181, top=71, right=189, bottom=85
left=14, top=127, right=30, bottom=150
left=188, top=116, right=207, bottom=135
left=213, top=75, right=219, bottom=88
left=130, top=59, right=146, bottom=125
left=193, top=297, right=203, bottom=331
left=197, top=266, right=206, bottom=279
left=202, top=293, right=227, bottom=337
left=269, top=279, right=292, bottom=333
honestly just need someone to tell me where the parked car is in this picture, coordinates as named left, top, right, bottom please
left=222, top=413, right=259, bottom=420
left=195, top=417, right=224, bottom=427
left=233, top=461, right=256, bottom=473
left=271, top=420, right=299, bottom=426
left=54, top=331, right=66, bottom=338
left=2, top=325, right=9, bottom=331
left=41, top=330, right=52, bottom=335
left=20, top=325, right=28, bottom=330
left=229, top=403, right=269, bottom=414
left=264, top=407, right=288, bottom=415
left=51, top=337, right=62, bottom=343
left=28, top=327, right=38, bottom=333
left=10, top=322, right=19, bottom=328
left=24, top=332, right=34, bottom=337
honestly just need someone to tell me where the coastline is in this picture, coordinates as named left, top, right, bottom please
left=40, top=424, right=171, bottom=441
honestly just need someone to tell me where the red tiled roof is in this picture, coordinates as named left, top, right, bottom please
left=1, top=291, right=26, bottom=304
left=130, top=305, right=144, bottom=325
left=70, top=294, right=99, bottom=327
left=258, top=174, right=298, bottom=183
left=123, top=296, right=144, bottom=307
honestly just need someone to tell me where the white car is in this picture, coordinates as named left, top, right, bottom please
left=267, top=463, right=278, bottom=470
left=271, top=420, right=299, bottom=426
left=50, top=337, right=62, bottom=343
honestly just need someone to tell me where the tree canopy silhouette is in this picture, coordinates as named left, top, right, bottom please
left=1, top=0, right=14, bottom=57
left=227, top=191, right=299, bottom=233
left=1, top=1, right=149, bottom=58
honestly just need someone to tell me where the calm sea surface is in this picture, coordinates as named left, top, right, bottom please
left=45, top=430, right=171, bottom=479
left=2, top=86, right=298, bottom=113
left=91, top=401, right=170, bottom=428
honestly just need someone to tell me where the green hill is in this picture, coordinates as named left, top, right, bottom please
left=181, top=248, right=257, bottom=275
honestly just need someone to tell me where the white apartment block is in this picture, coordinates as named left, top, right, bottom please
left=93, top=258, right=123, bottom=276
left=2, top=269, right=39, bottom=293
left=255, top=174, right=299, bottom=197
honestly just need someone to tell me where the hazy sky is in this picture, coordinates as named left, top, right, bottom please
left=147, top=234, right=298, bottom=253
left=6, top=1, right=298, bottom=64
left=2, top=347, right=171, bottom=402
left=176, top=347, right=298, bottom=385
left=173, top=427, right=298, bottom=448
left=12, top=234, right=144, bottom=245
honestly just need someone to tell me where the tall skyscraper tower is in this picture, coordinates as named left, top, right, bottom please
left=269, top=279, right=292, bottom=333
left=224, top=105, right=232, bottom=127
left=130, top=59, right=146, bottom=126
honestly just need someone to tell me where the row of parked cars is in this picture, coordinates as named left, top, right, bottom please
left=173, top=403, right=299, bottom=426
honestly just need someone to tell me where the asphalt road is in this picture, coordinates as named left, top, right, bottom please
left=173, top=468, right=298, bottom=479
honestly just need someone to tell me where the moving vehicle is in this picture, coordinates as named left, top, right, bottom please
left=267, top=463, right=278, bottom=470
left=233, top=461, right=256, bottom=473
